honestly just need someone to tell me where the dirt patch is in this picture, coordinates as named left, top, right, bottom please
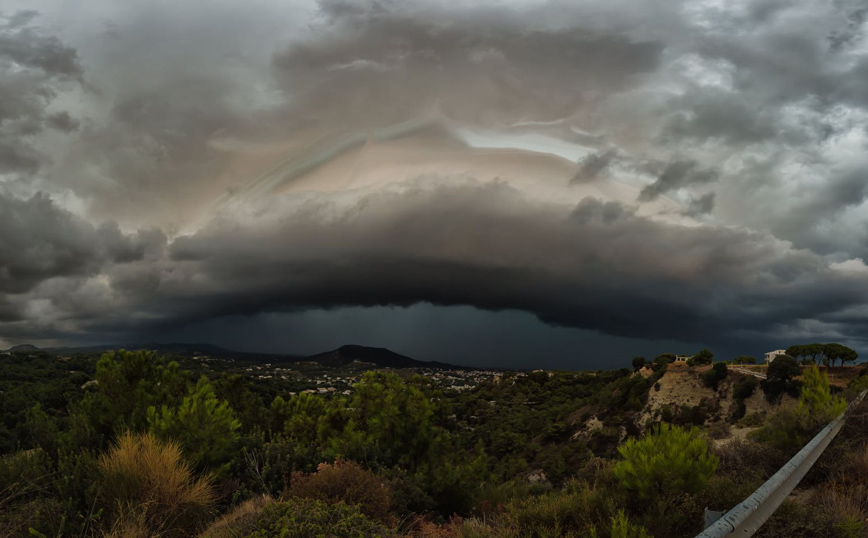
left=641, top=367, right=795, bottom=426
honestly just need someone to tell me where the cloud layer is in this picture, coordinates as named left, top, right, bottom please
left=1, top=0, right=868, bottom=360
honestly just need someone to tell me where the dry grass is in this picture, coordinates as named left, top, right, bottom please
left=403, top=516, right=464, bottom=538
left=842, top=443, right=868, bottom=486
left=99, top=431, right=216, bottom=538
left=198, top=495, right=273, bottom=538
left=810, top=482, right=868, bottom=537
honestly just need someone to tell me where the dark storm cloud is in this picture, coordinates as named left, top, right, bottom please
left=684, top=193, right=716, bottom=216
left=637, top=160, right=718, bottom=202
left=0, top=192, right=142, bottom=296
left=138, top=179, right=866, bottom=346
left=0, top=11, right=82, bottom=175
left=571, top=150, right=617, bottom=184
left=4, top=0, right=868, bottom=360
left=271, top=5, right=664, bottom=126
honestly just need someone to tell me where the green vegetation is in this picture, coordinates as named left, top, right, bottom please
left=1, top=346, right=865, bottom=537
left=786, top=343, right=859, bottom=367
left=614, top=424, right=718, bottom=499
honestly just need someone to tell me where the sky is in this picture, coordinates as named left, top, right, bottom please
left=1, top=0, right=868, bottom=369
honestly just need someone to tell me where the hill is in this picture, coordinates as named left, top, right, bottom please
left=5, top=344, right=40, bottom=353
left=34, top=342, right=467, bottom=370
left=305, top=344, right=463, bottom=369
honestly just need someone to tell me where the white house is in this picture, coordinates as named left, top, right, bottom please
left=764, top=349, right=788, bottom=364
left=674, top=355, right=690, bottom=363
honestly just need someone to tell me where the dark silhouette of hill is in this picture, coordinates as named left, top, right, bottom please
left=32, top=342, right=467, bottom=369
left=6, top=344, right=40, bottom=353
left=305, top=344, right=461, bottom=369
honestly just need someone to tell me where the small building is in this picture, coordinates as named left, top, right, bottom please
left=674, top=355, right=690, bottom=363
left=764, top=349, right=788, bottom=364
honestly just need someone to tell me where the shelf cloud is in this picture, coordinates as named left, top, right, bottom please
left=2, top=0, right=868, bottom=363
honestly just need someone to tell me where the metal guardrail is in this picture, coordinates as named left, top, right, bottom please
left=696, top=389, right=867, bottom=538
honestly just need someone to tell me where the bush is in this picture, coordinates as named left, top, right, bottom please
left=148, top=376, right=241, bottom=475
left=98, top=431, right=216, bottom=538
left=753, top=500, right=835, bottom=538
left=701, top=363, right=728, bottom=391
left=732, top=377, right=757, bottom=401
left=691, top=349, right=714, bottom=366
left=199, top=495, right=273, bottom=538
left=239, top=498, right=395, bottom=538
left=810, top=482, right=868, bottom=538
left=286, top=460, right=393, bottom=524
left=498, top=481, right=619, bottom=537
left=589, top=511, right=651, bottom=538
left=614, top=423, right=718, bottom=499
left=799, top=365, right=846, bottom=421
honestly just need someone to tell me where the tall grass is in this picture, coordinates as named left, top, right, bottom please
left=99, top=431, right=216, bottom=538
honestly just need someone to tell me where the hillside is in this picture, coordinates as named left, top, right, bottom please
left=305, top=344, right=464, bottom=369
left=31, top=341, right=467, bottom=370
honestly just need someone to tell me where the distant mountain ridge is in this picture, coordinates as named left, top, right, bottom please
left=306, top=344, right=460, bottom=369
left=5, top=342, right=468, bottom=370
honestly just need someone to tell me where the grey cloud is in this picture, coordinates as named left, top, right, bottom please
left=272, top=6, right=664, bottom=126
left=147, top=180, right=868, bottom=346
left=0, top=191, right=146, bottom=297
left=571, top=150, right=617, bottom=184
left=638, top=160, right=718, bottom=201
left=684, top=192, right=716, bottom=216
left=0, top=11, right=82, bottom=175
left=46, top=111, right=79, bottom=132
left=3, top=0, right=868, bottom=361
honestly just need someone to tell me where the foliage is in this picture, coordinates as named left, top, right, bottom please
left=653, top=354, right=675, bottom=366
left=767, top=355, right=801, bottom=381
left=631, top=357, right=646, bottom=372
left=148, top=376, right=241, bottom=474
left=614, top=424, right=718, bottom=499
left=786, top=343, right=859, bottom=367
left=700, top=363, right=728, bottom=391
left=98, top=431, right=216, bottom=538
left=589, top=511, right=652, bottom=538
left=286, top=460, right=393, bottom=524
left=333, top=372, right=440, bottom=471
left=498, top=479, right=620, bottom=537
left=733, top=356, right=756, bottom=364
left=751, top=368, right=848, bottom=453
left=690, top=349, right=714, bottom=366
left=762, top=355, right=802, bottom=402
left=83, top=350, right=189, bottom=438
left=732, top=377, right=757, bottom=401
left=198, top=495, right=273, bottom=538
left=238, top=498, right=395, bottom=538
left=798, top=365, right=846, bottom=421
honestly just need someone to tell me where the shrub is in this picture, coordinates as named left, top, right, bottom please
left=199, top=495, right=273, bottom=538
left=810, top=482, right=868, bottom=538
left=148, top=376, right=241, bottom=475
left=98, top=431, right=216, bottom=538
left=286, top=460, right=393, bottom=524
left=732, top=377, right=757, bottom=401
left=691, top=349, right=714, bottom=366
left=614, top=423, right=718, bottom=499
left=799, top=365, right=846, bottom=421
left=753, top=500, right=835, bottom=538
left=239, top=498, right=395, bottom=538
left=589, top=511, right=651, bottom=538
left=499, top=479, right=619, bottom=536
left=701, top=363, right=728, bottom=391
